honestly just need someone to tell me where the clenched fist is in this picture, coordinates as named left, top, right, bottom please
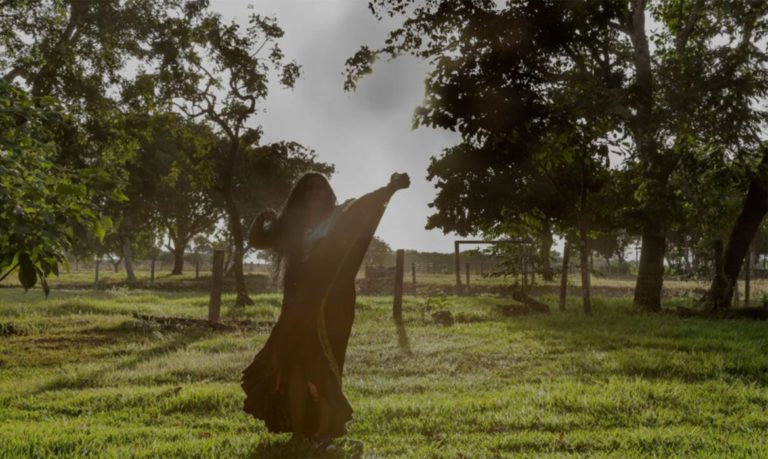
left=388, top=172, right=410, bottom=191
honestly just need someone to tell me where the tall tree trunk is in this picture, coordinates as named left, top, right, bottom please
left=224, top=192, right=253, bottom=306
left=708, top=239, right=727, bottom=305
left=172, top=248, right=185, bottom=275
left=576, top=150, right=592, bottom=315
left=579, top=222, right=592, bottom=316
left=559, top=238, right=571, bottom=312
left=704, top=151, right=768, bottom=311
left=540, top=222, right=555, bottom=282
left=223, top=243, right=235, bottom=276
left=110, top=257, right=121, bottom=273
left=521, top=259, right=528, bottom=292
left=745, top=247, right=752, bottom=306
left=625, top=0, right=668, bottom=312
left=634, top=227, right=666, bottom=311
left=692, top=249, right=700, bottom=274
left=122, top=240, right=137, bottom=286
left=169, top=232, right=187, bottom=275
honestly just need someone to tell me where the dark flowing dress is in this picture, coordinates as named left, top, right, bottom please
left=241, top=184, right=399, bottom=438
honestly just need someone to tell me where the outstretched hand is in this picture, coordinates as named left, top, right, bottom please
left=388, top=172, right=410, bottom=191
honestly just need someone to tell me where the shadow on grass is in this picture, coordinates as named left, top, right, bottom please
left=500, top=303, right=768, bottom=385
left=250, top=437, right=364, bottom=459
left=394, top=318, right=413, bottom=357
left=223, top=296, right=282, bottom=321
left=30, top=327, right=213, bottom=394
left=49, top=273, right=275, bottom=293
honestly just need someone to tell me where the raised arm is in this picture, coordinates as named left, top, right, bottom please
left=303, top=172, right=410, bottom=271
left=344, top=172, right=410, bottom=208
left=248, top=208, right=279, bottom=249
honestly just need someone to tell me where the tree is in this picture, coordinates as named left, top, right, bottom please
left=348, top=0, right=768, bottom=311
left=347, top=0, right=622, bottom=313
left=0, top=0, right=210, bottom=171
left=156, top=11, right=306, bottom=305
left=1, top=0, right=209, bottom=103
left=128, top=113, right=220, bottom=275
left=702, top=146, right=768, bottom=311
left=592, top=230, right=633, bottom=275
left=1, top=0, right=218, bottom=288
left=364, top=236, right=393, bottom=267
left=0, top=81, right=107, bottom=293
left=63, top=111, right=219, bottom=282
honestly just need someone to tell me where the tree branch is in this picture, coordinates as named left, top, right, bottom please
left=251, top=37, right=272, bottom=59
left=675, top=0, right=703, bottom=53
left=173, top=101, right=207, bottom=119
left=0, top=263, right=19, bottom=283
left=607, top=20, right=629, bottom=35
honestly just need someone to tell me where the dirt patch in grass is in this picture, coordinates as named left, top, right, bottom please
left=0, top=322, right=26, bottom=337
left=30, top=335, right=114, bottom=349
left=47, top=273, right=274, bottom=293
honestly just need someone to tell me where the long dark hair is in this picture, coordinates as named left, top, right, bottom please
left=272, top=172, right=337, bottom=274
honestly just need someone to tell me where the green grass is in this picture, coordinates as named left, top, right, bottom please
left=0, top=287, right=767, bottom=458
left=11, top=265, right=768, bottom=301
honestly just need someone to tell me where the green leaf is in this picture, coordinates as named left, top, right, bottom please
left=55, top=183, right=86, bottom=197
left=111, top=190, right=129, bottom=202
left=17, top=253, right=37, bottom=291
left=94, top=220, right=106, bottom=242
left=35, top=267, right=50, bottom=298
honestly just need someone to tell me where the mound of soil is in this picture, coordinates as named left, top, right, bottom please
left=676, top=306, right=768, bottom=320
left=131, top=313, right=275, bottom=332
left=0, top=322, right=26, bottom=337
left=495, top=298, right=550, bottom=317
left=431, top=310, right=454, bottom=325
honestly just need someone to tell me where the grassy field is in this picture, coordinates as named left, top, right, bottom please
left=8, top=265, right=768, bottom=300
left=1, top=280, right=768, bottom=457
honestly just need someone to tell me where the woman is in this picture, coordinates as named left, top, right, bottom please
left=241, top=171, right=410, bottom=442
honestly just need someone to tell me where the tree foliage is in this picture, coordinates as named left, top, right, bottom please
left=348, top=0, right=768, bottom=312
left=0, top=81, right=109, bottom=293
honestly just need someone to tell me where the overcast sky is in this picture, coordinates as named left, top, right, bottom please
left=210, top=0, right=463, bottom=253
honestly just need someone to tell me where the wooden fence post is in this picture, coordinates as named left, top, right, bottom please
left=454, top=241, right=462, bottom=294
left=393, top=249, right=404, bottom=321
left=209, top=250, right=225, bottom=324
left=522, top=259, right=528, bottom=292
left=195, top=259, right=200, bottom=279
left=411, top=262, right=416, bottom=294
left=745, top=248, right=752, bottom=306
left=94, top=259, right=100, bottom=286
left=150, top=259, right=156, bottom=287
left=559, top=240, right=571, bottom=312
left=465, top=263, right=470, bottom=290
